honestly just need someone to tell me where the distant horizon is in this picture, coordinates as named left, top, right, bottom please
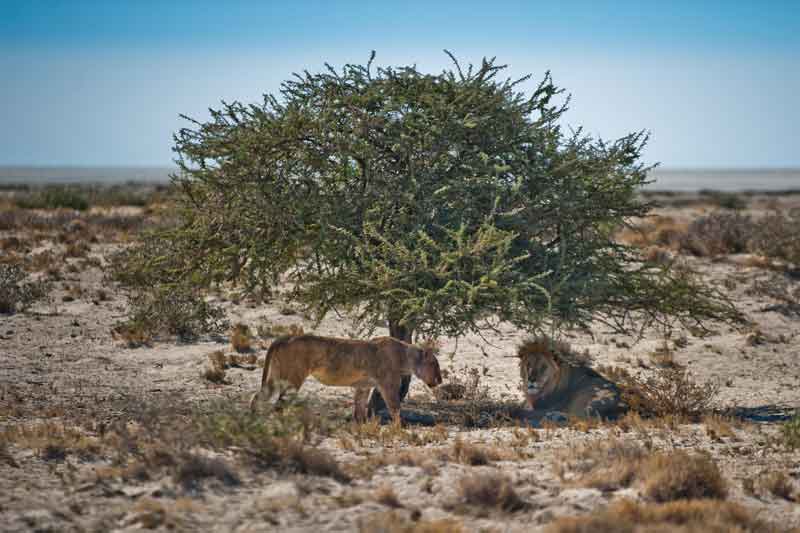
left=2, top=164, right=800, bottom=172
left=1, top=165, right=798, bottom=193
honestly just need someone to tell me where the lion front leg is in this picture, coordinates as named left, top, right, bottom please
left=376, top=383, right=403, bottom=426
left=353, top=387, right=370, bottom=423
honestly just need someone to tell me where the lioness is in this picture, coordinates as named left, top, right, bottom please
left=518, top=336, right=626, bottom=420
left=249, top=334, right=442, bottom=424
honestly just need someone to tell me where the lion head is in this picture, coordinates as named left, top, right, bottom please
left=518, top=336, right=578, bottom=408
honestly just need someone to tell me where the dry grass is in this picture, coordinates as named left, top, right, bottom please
left=282, top=439, right=349, bottom=482
left=257, top=320, right=305, bottom=339
left=358, top=511, right=464, bottom=533
left=556, top=438, right=647, bottom=491
left=450, top=438, right=511, bottom=466
left=0, top=421, right=102, bottom=461
left=112, top=321, right=153, bottom=347
left=434, top=365, right=491, bottom=403
left=747, top=470, right=797, bottom=502
left=616, top=216, right=689, bottom=250
left=172, top=453, right=240, bottom=490
left=702, top=414, right=737, bottom=441
left=545, top=498, right=781, bottom=533
left=641, top=451, right=727, bottom=502
left=557, top=440, right=727, bottom=501
left=374, top=484, right=403, bottom=508
left=600, top=365, right=719, bottom=419
left=456, top=471, right=526, bottom=512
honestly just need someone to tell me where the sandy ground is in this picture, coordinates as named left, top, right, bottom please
left=1, top=194, right=800, bottom=532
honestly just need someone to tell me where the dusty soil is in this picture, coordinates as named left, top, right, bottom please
left=1, top=191, right=799, bottom=532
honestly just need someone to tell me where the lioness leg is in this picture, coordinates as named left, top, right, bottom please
left=376, top=382, right=403, bottom=426
left=353, top=387, right=370, bottom=423
left=367, top=375, right=411, bottom=417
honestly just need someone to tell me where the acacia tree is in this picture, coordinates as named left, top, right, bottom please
left=136, top=52, right=739, bottom=408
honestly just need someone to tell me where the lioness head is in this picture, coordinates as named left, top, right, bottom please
left=414, top=347, right=442, bottom=388
left=518, top=336, right=566, bottom=408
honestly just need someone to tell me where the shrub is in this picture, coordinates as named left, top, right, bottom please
left=194, top=399, right=343, bottom=479
left=116, top=284, right=228, bottom=342
left=545, top=499, right=776, bottom=533
left=780, top=413, right=800, bottom=450
left=172, top=453, right=240, bottom=490
left=753, top=470, right=796, bottom=501
left=610, top=366, right=719, bottom=419
left=0, top=264, right=49, bottom=314
left=457, top=471, right=526, bottom=512
left=434, top=365, right=491, bottom=403
left=750, top=209, right=800, bottom=265
left=557, top=438, right=647, bottom=491
left=641, top=451, right=727, bottom=502
left=15, top=186, right=90, bottom=211
left=680, top=212, right=756, bottom=257
left=257, top=320, right=305, bottom=339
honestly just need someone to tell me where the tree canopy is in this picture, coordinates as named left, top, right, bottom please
left=137, top=52, right=738, bottom=343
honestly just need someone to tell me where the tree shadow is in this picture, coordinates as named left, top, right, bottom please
left=724, top=404, right=797, bottom=423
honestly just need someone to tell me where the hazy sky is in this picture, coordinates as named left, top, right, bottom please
left=2, top=0, right=798, bottom=168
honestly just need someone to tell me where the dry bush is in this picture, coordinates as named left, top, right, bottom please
left=279, top=305, right=298, bottom=315
left=746, top=274, right=800, bottom=317
left=230, top=323, right=252, bottom=352
left=457, top=471, right=526, bottom=512
left=0, top=263, right=49, bottom=313
left=750, top=209, right=800, bottom=265
left=358, top=511, right=464, bottom=533
left=112, top=322, right=153, bottom=348
left=64, top=241, right=91, bottom=258
left=702, top=414, right=737, bottom=440
left=601, top=365, right=719, bottom=419
left=172, top=453, right=240, bottom=490
left=434, top=365, right=490, bottom=403
left=748, top=470, right=797, bottom=502
left=195, top=398, right=343, bottom=480
left=0, top=421, right=101, bottom=461
left=374, top=484, right=403, bottom=508
left=450, top=438, right=508, bottom=466
left=641, top=451, right=727, bottom=502
left=556, top=438, right=647, bottom=491
left=680, top=212, right=756, bottom=257
left=558, top=441, right=726, bottom=501
left=545, top=498, right=780, bottom=533
left=257, top=320, right=305, bottom=339
left=616, top=216, right=688, bottom=250
left=282, top=439, right=349, bottom=482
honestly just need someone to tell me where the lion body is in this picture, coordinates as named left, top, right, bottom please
left=518, top=337, right=626, bottom=420
left=249, top=334, right=441, bottom=423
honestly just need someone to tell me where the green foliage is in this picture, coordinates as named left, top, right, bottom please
left=194, top=398, right=346, bottom=479
left=780, top=413, right=800, bottom=450
left=750, top=209, right=800, bottom=265
left=109, top=236, right=228, bottom=341
left=131, top=51, right=741, bottom=341
left=15, top=186, right=90, bottom=211
left=0, top=264, right=49, bottom=314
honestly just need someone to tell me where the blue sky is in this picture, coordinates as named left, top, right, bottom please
left=1, top=0, right=798, bottom=168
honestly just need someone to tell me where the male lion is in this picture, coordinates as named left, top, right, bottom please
left=249, top=334, right=442, bottom=424
left=518, top=336, right=626, bottom=421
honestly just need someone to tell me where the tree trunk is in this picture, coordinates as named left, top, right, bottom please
left=367, top=319, right=413, bottom=417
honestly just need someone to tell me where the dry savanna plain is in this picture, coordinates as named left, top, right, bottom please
left=1, top=184, right=799, bottom=532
